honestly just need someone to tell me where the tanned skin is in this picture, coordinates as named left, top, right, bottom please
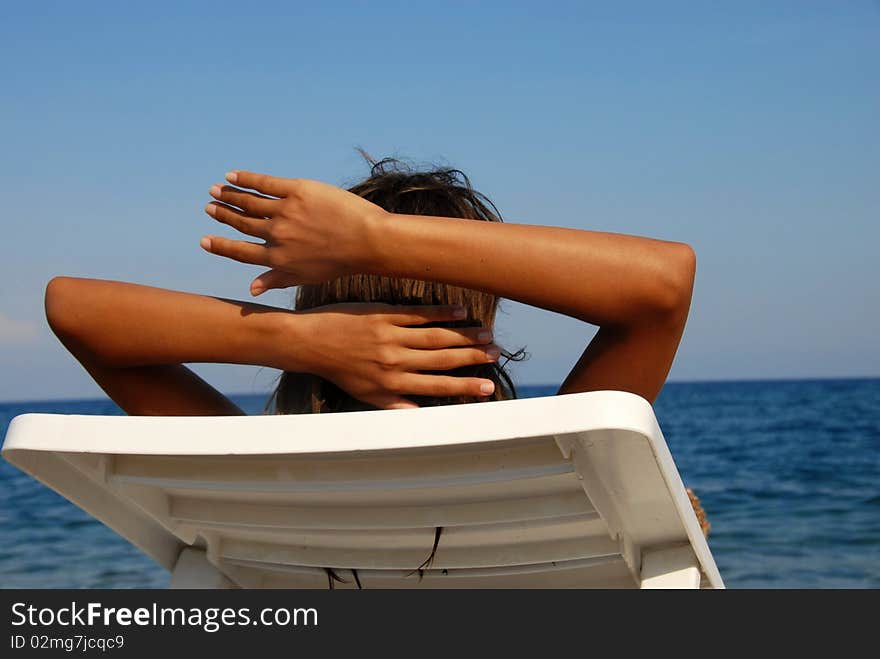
left=203, top=171, right=696, bottom=403
left=45, top=283, right=500, bottom=414
left=46, top=170, right=696, bottom=417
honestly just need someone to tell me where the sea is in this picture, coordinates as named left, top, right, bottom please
left=0, top=379, right=877, bottom=589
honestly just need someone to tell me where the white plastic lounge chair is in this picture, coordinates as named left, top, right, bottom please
left=1, top=391, right=723, bottom=589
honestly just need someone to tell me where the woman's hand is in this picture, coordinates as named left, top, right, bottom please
left=283, top=302, right=501, bottom=410
left=202, top=171, right=387, bottom=294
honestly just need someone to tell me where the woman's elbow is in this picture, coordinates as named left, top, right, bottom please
left=653, top=242, right=696, bottom=318
left=44, top=276, right=81, bottom=339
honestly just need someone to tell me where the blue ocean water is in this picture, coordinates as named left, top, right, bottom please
left=1, top=379, right=877, bottom=588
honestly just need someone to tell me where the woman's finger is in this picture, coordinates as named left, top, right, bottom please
left=401, top=345, right=501, bottom=371
left=210, top=184, right=279, bottom=217
left=250, top=269, right=301, bottom=296
left=392, top=373, right=496, bottom=398
left=395, top=325, right=493, bottom=349
left=226, top=170, right=296, bottom=198
left=368, top=395, right=420, bottom=411
left=206, top=202, right=270, bottom=239
left=200, top=235, right=268, bottom=266
left=387, top=305, right=469, bottom=326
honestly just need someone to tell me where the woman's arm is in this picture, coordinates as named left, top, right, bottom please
left=45, top=277, right=498, bottom=415
left=368, top=218, right=695, bottom=403
left=201, top=172, right=695, bottom=403
left=45, top=277, right=290, bottom=415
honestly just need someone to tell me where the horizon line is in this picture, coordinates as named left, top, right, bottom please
left=1, top=374, right=877, bottom=406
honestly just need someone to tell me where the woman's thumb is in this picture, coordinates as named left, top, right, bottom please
left=250, top=269, right=297, bottom=296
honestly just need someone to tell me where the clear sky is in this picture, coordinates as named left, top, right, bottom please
left=0, top=1, right=877, bottom=401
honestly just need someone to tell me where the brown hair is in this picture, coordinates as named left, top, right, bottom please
left=267, top=153, right=525, bottom=414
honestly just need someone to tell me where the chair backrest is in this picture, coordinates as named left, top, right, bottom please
left=1, top=391, right=723, bottom=588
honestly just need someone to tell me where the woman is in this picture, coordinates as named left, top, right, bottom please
left=45, top=156, right=709, bottom=530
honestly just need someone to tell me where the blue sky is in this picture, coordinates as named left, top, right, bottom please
left=0, top=1, right=877, bottom=401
